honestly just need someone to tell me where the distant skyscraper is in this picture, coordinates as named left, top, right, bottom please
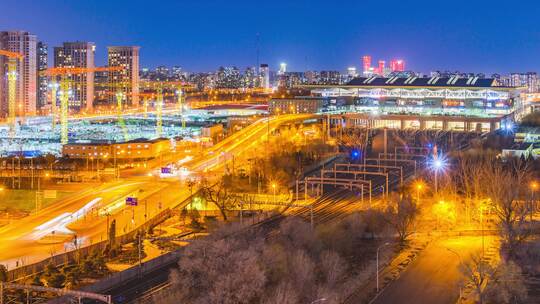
left=347, top=67, right=357, bottom=78
left=320, top=71, right=341, bottom=84
left=242, top=67, right=257, bottom=88
left=0, top=31, right=37, bottom=117
left=171, top=66, right=183, bottom=80
left=278, top=62, right=287, bottom=75
left=37, top=41, right=48, bottom=111
left=108, top=46, right=140, bottom=106
left=377, top=60, right=385, bottom=75
left=362, top=55, right=372, bottom=75
left=260, top=64, right=270, bottom=89
left=510, top=72, right=538, bottom=93
left=155, top=66, right=169, bottom=78
left=305, top=70, right=320, bottom=84
left=216, top=66, right=241, bottom=88
left=390, top=59, right=405, bottom=72
left=54, top=41, right=95, bottom=111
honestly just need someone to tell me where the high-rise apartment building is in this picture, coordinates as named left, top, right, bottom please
left=278, top=62, right=287, bottom=75
left=108, top=46, right=140, bottom=106
left=242, top=66, right=257, bottom=88
left=0, top=31, right=37, bottom=117
left=510, top=72, right=538, bottom=93
left=362, top=55, right=372, bottom=75
left=377, top=60, right=386, bottom=75
left=390, top=59, right=405, bottom=72
left=37, top=41, right=48, bottom=111
left=54, top=42, right=95, bottom=111
left=260, top=64, right=270, bottom=89
left=216, top=66, right=241, bottom=88
left=347, top=67, right=357, bottom=78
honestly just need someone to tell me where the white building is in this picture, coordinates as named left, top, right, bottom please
left=259, top=64, right=270, bottom=89
left=0, top=31, right=38, bottom=117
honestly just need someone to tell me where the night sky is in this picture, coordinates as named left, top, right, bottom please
left=2, top=0, right=540, bottom=74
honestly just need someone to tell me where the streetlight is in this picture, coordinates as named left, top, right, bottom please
left=429, top=155, right=447, bottom=193
left=479, top=204, right=486, bottom=256
left=377, top=242, right=392, bottom=292
left=414, top=181, right=424, bottom=203
left=530, top=181, right=538, bottom=224
left=271, top=182, right=277, bottom=202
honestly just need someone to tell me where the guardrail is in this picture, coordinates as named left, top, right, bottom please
left=5, top=208, right=173, bottom=283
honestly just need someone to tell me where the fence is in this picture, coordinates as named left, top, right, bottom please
left=47, top=250, right=182, bottom=304
left=6, top=207, right=173, bottom=282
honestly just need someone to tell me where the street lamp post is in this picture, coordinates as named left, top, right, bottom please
left=272, top=183, right=277, bottom=203
left=415, top=182, right=423, bottom=203
left=479, top=205, right=485, bottom=256
left=377, top=242, right=391, bottom=292
left=530, top=182, right=538, bottom=228
left=430, top=156, right=446, bottom=194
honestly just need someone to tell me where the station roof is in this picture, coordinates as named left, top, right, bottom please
left=199, top=104, right=268, bottom=111
left=345, top=76, right=506, bottom=88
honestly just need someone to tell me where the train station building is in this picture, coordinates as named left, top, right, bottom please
left=302, top=76, right=526, bottom=132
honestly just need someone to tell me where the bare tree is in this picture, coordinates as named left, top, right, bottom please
left=485, top=260, right=528, bottom=304
left=482, top=159, right=531, bottom=256
left=158, top=236, right=266, bottom=304
left=453, top=152, right=487, bottom=223
left=383, top=192, right=419, bottom=243
left=199, top=178, right=239, bottom=221
left=459, top=253, right=497, bottom=304
left=339, top=128, right=370, bottom=158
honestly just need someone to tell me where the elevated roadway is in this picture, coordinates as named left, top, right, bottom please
left=0, top=114, right=316, bottom=271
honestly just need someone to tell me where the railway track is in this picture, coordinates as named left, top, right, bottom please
left=99, top=156, right=422, bottom=303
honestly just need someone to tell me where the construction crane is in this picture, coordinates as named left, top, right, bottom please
left=49, top=82, right=59, bottom=130
left=115, top=91, right=130, bottom=141
left=141, top=80, right=192, bottom=136
left=41, top=66, right=123, bottom=144
left=0, top=50, right=24, bottom=138
left=176, top=86, right=186, bottom=130
left=156, top=87, right=163, bottom=137
left=99, top=80, right=193, bottom=139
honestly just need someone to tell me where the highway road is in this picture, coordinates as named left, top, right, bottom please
left=0, top=114, right=315, bottom=271
left=373, top=236, right=494, bottom=304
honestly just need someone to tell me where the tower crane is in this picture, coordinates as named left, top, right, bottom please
left=176, top=85, right=186, bottom=130
left=41, top=66, right=123, bottom=144
left=141, top=80, right=193, bottom=137
left=100, top=80, right=194, bottom=139
left=156, top=87, right=163, bottom=137
left=0, top=50, right=24, bottom=138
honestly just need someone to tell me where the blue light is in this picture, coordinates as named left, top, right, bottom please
left=503, top=121, right=514, bottom=132
left=351, top=149, right=361, bottom=160
left=429, top=154, right=448, bottom=173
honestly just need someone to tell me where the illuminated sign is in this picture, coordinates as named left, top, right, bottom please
left=126, top=197, right=138, bottom=206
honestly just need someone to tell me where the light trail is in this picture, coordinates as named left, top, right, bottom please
left=28, top=197, right=102, bottom=240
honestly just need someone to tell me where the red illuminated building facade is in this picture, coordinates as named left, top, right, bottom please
left=362, top=55, right=406, bottom=76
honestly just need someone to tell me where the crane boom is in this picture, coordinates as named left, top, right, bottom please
left=0, top=50, right=24, bottom=59
left=41, top=66, right=123, bottom=76
left=41, top=66, right=125, bottom=144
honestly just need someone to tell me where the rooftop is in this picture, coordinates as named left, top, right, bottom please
left=344, top=76, right=512, bottom=89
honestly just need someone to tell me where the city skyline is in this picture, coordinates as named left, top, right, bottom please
left=2, top=0, right=540, bottom=73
